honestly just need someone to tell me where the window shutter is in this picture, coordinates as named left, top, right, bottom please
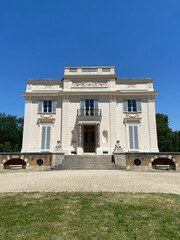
left=129, top=126, right=133, bottom=149
left=80, top=99, right=85, bottom=116
left=134, top=126, right=139, bottom=149
left=123, top=100, right=128, bottom=112
left=137, top=99, right=142, bottom=113
left=94, top=99, right=99, bottom=116
left=41, top=126, right=46, bottom=150
left=46, top=126, right=51, bottom=149
left=38, top=100, right=43, bottom=113
left=52, top=100, right=57, bottom=114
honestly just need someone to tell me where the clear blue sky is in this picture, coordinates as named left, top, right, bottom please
left=0, top=0, right=179, bottom=131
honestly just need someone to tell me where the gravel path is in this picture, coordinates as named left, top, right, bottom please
left=0, top=170, right=180, bottom=195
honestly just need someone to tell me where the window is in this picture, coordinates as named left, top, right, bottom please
left=85, top=99, right=94, bottom=116
left=43, top=100, right=52, bottom=113
left=38, top=100, right=57, bottom=114
left=80, top=99, right=99, bottom=116
left=129, top=125, right=139, bottom=150
left=41, top=126, right=51, bottom=150
left=123, top=99, right=142, bottom=113
left=128, top=100, right=137, bottom=112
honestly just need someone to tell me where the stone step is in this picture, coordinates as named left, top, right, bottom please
left=52, top=165, right=126, bottom=170
left=51, top=155, right=126, bottom=171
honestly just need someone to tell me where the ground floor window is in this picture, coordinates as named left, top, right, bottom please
left=41, top=125, right=51, bottom=150
left=129, top=125, right=139, bottom=149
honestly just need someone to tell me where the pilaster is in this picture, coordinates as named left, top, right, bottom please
left=147, top=96, right=159, bottom=152
left=109, top=95, right=117, bottom=154
left=21, top=97, right=32, bottom=152
left=61, top=95, right=70, bottom=153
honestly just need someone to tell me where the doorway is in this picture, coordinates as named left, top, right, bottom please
left=83, top=125, right=96, bottom=152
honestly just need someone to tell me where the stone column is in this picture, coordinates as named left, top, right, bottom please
left=78, top=124, right=82, bottom=148
left=97, top=123, right=100, bottom=148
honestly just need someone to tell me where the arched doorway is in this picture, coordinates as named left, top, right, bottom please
left=4, top=159, right=26, bottom=169
left=152, top=158, right=175, bottom=170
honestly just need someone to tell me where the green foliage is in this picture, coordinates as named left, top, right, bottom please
left=156, top=113, right=180, bottom=152
left=0, top=113, right=23, bottom=152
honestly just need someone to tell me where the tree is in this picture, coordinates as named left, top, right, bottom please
left=156, top=113, right=180, bottom=152
left=0, top=113, right=23, bottom=152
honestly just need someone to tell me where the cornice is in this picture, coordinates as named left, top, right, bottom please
left=22, top=90, right=158, bottom=97
left=117, top=78, right=153, bottom=83
left=26, top=79, right=62, bottom=84
left=62, top=74, right=117, bottom=79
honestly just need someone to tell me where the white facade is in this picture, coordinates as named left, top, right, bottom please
left=21, top=66, right=159, bottom=154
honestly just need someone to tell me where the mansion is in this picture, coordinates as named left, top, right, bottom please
left=21, top=66, right=159, bottom=155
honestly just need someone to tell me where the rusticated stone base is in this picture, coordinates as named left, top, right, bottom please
left=0, top=152, right=180, bottom=171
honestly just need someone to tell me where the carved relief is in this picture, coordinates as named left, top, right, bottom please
left=126, top=113, right=139, bottom=118
left=27, top=84, right=32, bottom=90
left=148, top=83, right=153, bottom=89
left=72, top=82, right=107, bottom=87
left=44, top=85, right=53, bottom=89
left=40, top=114, right=54, bottom=119
left=127, top=84, right=136, bottom=88
left=62, top=95, right=69, bottom=102
left=148, top=96, right=155, bottom=103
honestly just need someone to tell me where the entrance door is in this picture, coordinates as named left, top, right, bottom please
left=84, top=125, right=95, bottom=152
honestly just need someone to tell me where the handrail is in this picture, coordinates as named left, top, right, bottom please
left=77, top=109, right=101, bottom=117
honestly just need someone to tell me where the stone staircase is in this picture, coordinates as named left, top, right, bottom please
left=51, top=155, right=126, bottom=170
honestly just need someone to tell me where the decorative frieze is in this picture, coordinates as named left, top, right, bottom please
left=72, top=82, right=107, bottom=87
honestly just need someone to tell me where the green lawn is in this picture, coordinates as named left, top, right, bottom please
left=0, top=193, right=179, bottom=240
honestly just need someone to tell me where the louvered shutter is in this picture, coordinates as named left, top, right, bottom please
left=134, top=126, right=139, bottom=149
left=46, top=126, right=51, bottom=149
left=129, top=126, right=133, bottom=149
left=38, top=100, right=43, bottom=113
left=94, top=99, right=99, bottom=116
left=123, top=100, right=128, bottom=112
left=41, top=126, right=46, bottom=149
left=137, top=99, right=142, bottom=113
left=52, top=100, right=57, bottom=114
left=80, top=99, right=85, bottom=116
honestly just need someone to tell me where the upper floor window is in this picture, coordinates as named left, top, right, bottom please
left=38, top=100, right=57, bottom=114
left=123, top=99, right=142, bottom=113
left=80, top=99, right=99, bottom=116
left=43, top=100, right=52, bottom=113
left=128, top=100, right=137, bottom=112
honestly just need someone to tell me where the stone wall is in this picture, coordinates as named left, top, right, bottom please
left=114, top=152, right=180, bottom=171
left=0, top=153, right=51, bottom=170
left=0, top=152, right=180, bottom=171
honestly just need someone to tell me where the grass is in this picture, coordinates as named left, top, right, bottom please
left=0, top=193, right=179, bottom=240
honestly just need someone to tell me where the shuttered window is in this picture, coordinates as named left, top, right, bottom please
left=129, top=125, right=139, bottom=150
left=123, top=99, right=142, bottom=113
left=38, top=100, right=57, bottom=113
left=41, top=126, right=51, bottom=150
left=80, top=99, right=99, bottom=116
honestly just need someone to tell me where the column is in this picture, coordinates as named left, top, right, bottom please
left=97, top=123, right=100, bottom=148
left=78, top=124, right=82, bottom=147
